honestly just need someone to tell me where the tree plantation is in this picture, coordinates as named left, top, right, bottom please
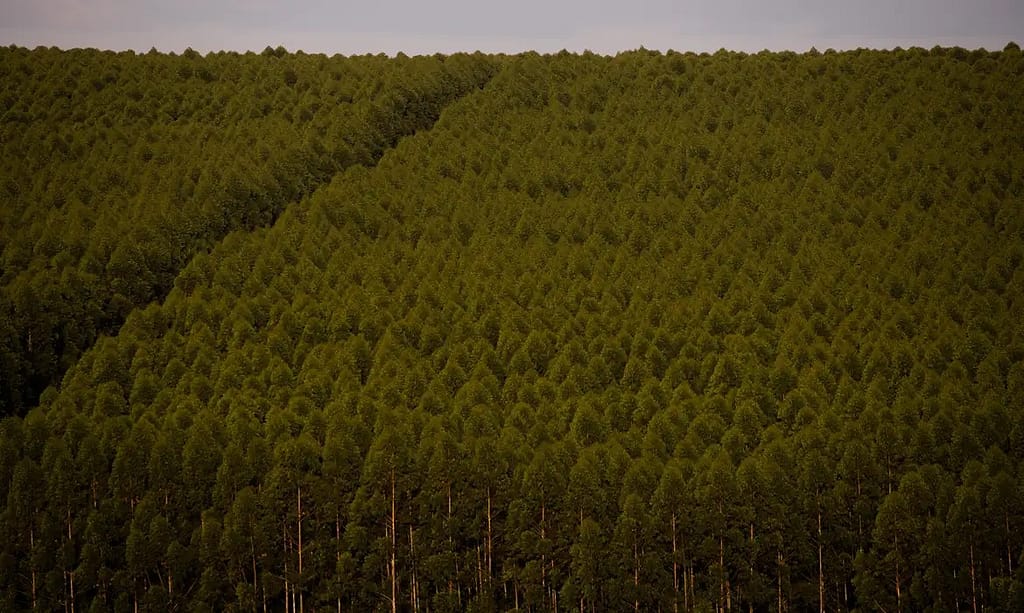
left=1, top=44, right=1023, bottom=612
left=0, top=46, right=498, bottom=413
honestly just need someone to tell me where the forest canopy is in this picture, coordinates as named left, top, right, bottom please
left=1, top=44, right=1023, bottom=612
left=0, top=46, right=498, bottom=413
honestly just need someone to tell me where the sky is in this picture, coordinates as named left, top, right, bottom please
left=1, top=0, right=1022, bottom=56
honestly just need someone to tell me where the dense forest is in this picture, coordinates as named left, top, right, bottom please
left=0, top=46, right=498, bottom=413
left=1, top=43, right=1023, bottom=612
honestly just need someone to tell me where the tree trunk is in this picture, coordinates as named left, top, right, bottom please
left=672, top=514, right=679, bottom=613
left=30, top=526, right=37, bottom=610
left=817, top=499, right=824, bottom=613
left=689, top=563, right=696, bottom=612
left=777, top=548, right=784, bottom=613
left=954, top=568, right=961, bottom=613
left=334, top=510, right=341, bottom=613
left=298, top=485, right=304, bottom=613
left=969, top=541, right=977, bottom=613
left=487, top=487, right=494, bottom=587
left=541, top=498, right=546, bottom=594
left=251, top=534, right=259, bottom=613
left=447, top=482, right=454, bottom=595
left=284, top=521, right=291, bottom=613
left=456, top=557, right=463, bottom=606
left=634, top=536, right=640, bottom=613
left=719, top=534, right=726, bottom=613
left=410, top=526, right=419, bottom=613
left=856, top=474, right=863, bottom=549
left=748, top=522, right=755, bottom=613
left=894, top=533, right=901, bottom=613
left=683, top=557, right=690, bottom=613
left=477, top=545, right=484, bottom=595
left=1006, top=512, right=1014, bottom=575
left=683, top=558, right=690, bottom=613
left=391, top=468, right=398, bottom=613
left=67, top=507, right=74, bottom=613
left=886, top=457, right=893, bottom=496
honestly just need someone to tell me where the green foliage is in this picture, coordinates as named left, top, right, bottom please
left=0, top=46, right=498, bottom=414
left=1, top=44, right=1023, bottom=611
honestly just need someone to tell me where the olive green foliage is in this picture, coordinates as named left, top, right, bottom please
left=0, top=45, right=497, bottom=413
left=2, top=45, right=1024, bottom=612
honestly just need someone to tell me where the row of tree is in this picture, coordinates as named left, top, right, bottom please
left=1, top=44, right=1023, bottom=611
left=0, top=46, right=498, bottom=414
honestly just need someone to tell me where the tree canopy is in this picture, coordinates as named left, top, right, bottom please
left=1, top=44, right=1023, bottom=612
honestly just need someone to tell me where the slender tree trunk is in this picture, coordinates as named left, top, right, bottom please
left=477, top=545, right=484, bottom=595
left=541, top=498, right=546, bottom=594
left=410, top=526, right=419, bottom=613
left=969, top=542, right=977, bottom=613
left=335, top=511, right=342, bottom=613
left=30, top=526, right=37, bottom=610
left=748, top=522, right=755, bottom=613
left=284, top=521, right=291, bottom=613
left=954, top=568, right=961, bottom=613
left=634, top=536, right=640, bottom=613
left=856, top=474, right=863, bottom=549
left=251, top=534, right=259, bottom=613
left=692, top=564, right=700, bottom=609
left=1006, top=512, right=1014, bottom=575
left=894, top=533, right=901, bottom=613
left=719, top=534, right=726, bottom=613
left=886, top=457, right=893, bottom=496
left=685, top=563, right=692, bottom=613
left=487, top=487, right=494, bottom=587
left=456, top=557, right=463, bottom=606
left=817, top=499, right=825, bottom=613
left=777, top=548, right=784, bottom=613
left=298, top=485, right=304, bottom=613
left=672, top=514, right=679, bottom=613
left=67, top=511, right=74, bottom=613
left=391, top=468, right=398, bottom=613
left=447, top=482, right=454, bottom=595
left=683, top=557, right=690, bottom=613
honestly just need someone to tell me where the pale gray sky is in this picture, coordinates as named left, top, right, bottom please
left=1, top=0, right=1021, bottom=55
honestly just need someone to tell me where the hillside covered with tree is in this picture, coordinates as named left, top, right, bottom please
left=0, top=46, right=498, bottom=414
left=1, top=44, right=1024, bottom=612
